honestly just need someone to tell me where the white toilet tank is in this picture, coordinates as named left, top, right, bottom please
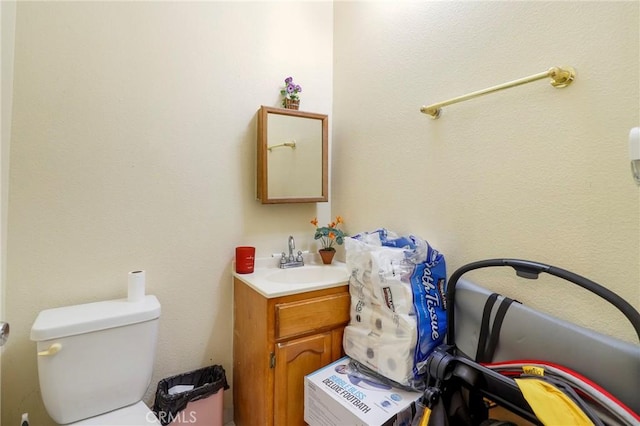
left=31, top=295, right=161, bottom=425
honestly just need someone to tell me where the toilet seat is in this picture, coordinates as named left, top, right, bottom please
left=72, top=401, right=161, bottom=425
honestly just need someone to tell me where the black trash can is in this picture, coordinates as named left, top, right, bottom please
left=152, top=364, right=229, bottom=426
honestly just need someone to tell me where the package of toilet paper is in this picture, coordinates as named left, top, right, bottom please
left=343, top=229, right=447, bottom=388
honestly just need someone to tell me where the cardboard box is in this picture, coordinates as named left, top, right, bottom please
left=304, top=357, right=422, bottom=426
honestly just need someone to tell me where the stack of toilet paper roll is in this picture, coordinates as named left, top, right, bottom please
left=343, top=233, right=420, bottom=385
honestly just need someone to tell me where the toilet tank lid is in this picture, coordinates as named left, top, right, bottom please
left=30, top=295, right=161, bottom=341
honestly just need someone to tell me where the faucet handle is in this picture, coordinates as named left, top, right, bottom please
left=296, top=251, right=304, bottom=262
left=280, top=252, right=287, bottom=264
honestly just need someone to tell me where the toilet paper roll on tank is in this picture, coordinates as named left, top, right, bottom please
left=128, top=270, right=146, bottom=302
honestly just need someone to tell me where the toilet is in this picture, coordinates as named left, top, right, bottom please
left=31, top=295, right=162, bottom=425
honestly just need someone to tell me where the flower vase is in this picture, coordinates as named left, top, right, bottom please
left=284, top=98, right=300, bottom=110
left=319, top=249, right=335, bottom=265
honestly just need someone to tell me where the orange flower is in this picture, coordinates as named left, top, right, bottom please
left=311, top=215, right=346, bottom=249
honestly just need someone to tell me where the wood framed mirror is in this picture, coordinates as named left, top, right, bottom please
left=257, top=106, right=328, bottom=204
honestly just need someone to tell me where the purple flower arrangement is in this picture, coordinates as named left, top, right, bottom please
left=280, top=76, right=302, bottom=107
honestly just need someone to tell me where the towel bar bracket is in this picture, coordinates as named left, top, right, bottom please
left=548, top=66, right=575, bottom=88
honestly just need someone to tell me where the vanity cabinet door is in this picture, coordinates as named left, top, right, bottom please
left=331, top=327, right=345, bottom=359
left=233, top=279, right=350, bottom=426
left=273, top=332, right=332, bottom=425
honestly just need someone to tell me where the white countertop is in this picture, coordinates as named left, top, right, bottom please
left=232, top=255, right=349, bottom=298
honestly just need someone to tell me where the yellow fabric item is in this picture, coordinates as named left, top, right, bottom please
left=418, top=406, right=431, bottom=426
left=515, top=378, right=594, bottom=426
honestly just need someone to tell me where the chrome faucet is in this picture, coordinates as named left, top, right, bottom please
left=288, top=235, right=296, bottom=260
left=280, top=235, right=304, bottom=269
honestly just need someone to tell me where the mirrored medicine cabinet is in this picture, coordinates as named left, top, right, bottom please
left=257, top=106, right=328, bottom=204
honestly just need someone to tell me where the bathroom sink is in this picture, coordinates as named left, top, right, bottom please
left=266, top=265, right=349, bottom=284
left=233, top=256, right=350, bottom=298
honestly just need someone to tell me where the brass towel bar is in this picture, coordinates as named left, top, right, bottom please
left=421, top=66, right=576, bottom=119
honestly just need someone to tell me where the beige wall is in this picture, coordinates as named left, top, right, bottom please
left=3, top=2, right=332, bottom=424
left=333, top=1, right=639, bottom=341
left=1, top=0, right=18, bottom=420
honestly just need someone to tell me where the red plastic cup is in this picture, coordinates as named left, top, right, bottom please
left=235, top=246, right=255, bottom=274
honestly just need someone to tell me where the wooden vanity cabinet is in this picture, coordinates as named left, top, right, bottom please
left=233, top=277, right=350, bottom=426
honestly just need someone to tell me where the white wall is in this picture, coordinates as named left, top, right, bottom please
left=333, top=2, right=639, bottom=341
left=3, top=2, right=332, bottom=424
